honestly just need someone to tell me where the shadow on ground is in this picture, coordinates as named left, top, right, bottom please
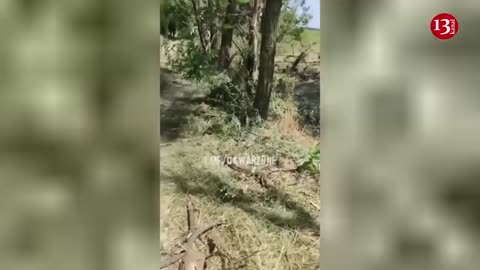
left=160, top=67, right=207, bottom=142
left=294, top=80, right=320, bottom=135
left=161, top=169, right=320, bottom=234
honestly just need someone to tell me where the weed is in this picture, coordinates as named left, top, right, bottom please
left=298, top=143, right=320, bottom=175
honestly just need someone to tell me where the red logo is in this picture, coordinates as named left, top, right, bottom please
left=430, top=13, right=458, bottom=40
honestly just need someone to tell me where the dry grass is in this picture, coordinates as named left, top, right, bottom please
left=160, top=106, right=320, bottom=269
left=269, top=88, right=319, bottom=146
left=160, top=28, right=320, bottom=270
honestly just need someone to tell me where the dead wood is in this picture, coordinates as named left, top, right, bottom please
left=160, top=200, right=225, bottom=270
left=226, top=160, right=298, bottom=175
left=186, top=222, right=225, bottom=249
left=289, top=52, right=306, bottom=72
left=187, top=200, right=197, bottom=230
left=160, top=252, right=186, bottom=269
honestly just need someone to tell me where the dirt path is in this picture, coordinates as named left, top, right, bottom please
left=160, top=66, right=208, bottom=143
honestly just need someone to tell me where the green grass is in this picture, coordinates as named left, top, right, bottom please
left=301, top=28, right=320, bottom=45
left=276, top=28, right=320, bottom=59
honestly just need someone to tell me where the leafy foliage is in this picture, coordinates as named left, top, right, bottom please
left=165, top=40, right=215, bottom=81
left=299, top=143, right=320, bottom=175
left=299, top=105, right=320, bottom=133
left=163, top=0, right=315, bottom=130
left=161, top=0, right=193, bottom=37
left=205, top=74, right=261, bottom=127
left=277, top=0, right=313, bottom=43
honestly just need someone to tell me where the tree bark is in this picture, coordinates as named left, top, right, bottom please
left=246, top=0, right=263, bottom=82
left=207, top=0, right=220, bottom=52
left=217, top=0, right=238, bottom=69
left=253, top=0, right=282, bottom=120
left=190, top=0, right=208, bottom=53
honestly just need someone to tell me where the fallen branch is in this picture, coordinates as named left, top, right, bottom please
left=187, top=200, right=197, bottom=231
left=227, top=161, right=297, bottom=175
left=160, top=200, right=225, bottom=270
left=186, top=222, right=225, bottom=249
left=160, top=252, right=186, bottom=269
left=178, top=222, right=224, bottom=270
left=160, top=137, right=205, bottom=147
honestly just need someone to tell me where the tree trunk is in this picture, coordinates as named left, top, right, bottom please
left=289, top=51, right=306, bottom=73
left=160, top=3, right=169, bottom=37
left=217, top=0, right=238, bottom=70
left=253, top=0, right=282, bottom=120
left=190, top=0, right=208, bottom=53
left=246, top=0, right=263, bottom=83
left=208, top=0, right=220, bottom=51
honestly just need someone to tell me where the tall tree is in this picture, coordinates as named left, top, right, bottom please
left=207, top=0, right=220, bottom=52
left=246, top=0, right=263, bottom=83
left=253, top=0, right=282, bottom=119
left=190, top=0, right=208, bottom=53
left=217, top=0, right=238, bottom=69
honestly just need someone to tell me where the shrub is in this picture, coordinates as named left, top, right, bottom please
left=298, top=143, right=320, bottom=175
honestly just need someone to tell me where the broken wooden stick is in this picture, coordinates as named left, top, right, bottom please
left=160, top=199, right=225, bottom=270
left=160, top=252, right=186, bottom=269
left=185, top=222, right=225, bottom=249
left=178, top=222, right=224, bottom=270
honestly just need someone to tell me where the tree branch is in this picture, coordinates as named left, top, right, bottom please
left=190, top=0, right=208, bottom=53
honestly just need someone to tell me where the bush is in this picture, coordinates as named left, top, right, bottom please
left=164, top=40, right=215, bottom=81
left=205, top=74, right=261, bottom=127
left=299, top=105, right=320, bottom=133
left=298, top=143, right=320, bottom=175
